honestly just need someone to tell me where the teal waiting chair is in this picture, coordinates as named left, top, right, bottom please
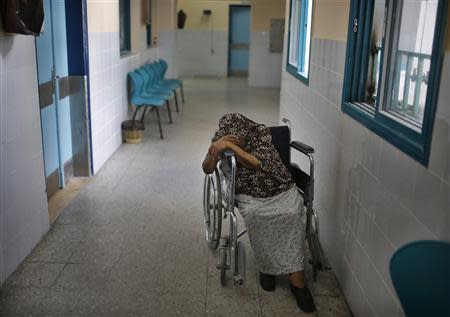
left=390, top=240, right=450, bottom=317
left=147, top=63, right=182, bottom=112
left=140, top=65, right=180, bottom=112
left=159, top=59, right=185, bottom=103
left=128, top=71, right=171, bottom=139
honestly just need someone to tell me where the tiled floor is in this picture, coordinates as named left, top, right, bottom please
left=0, top=78, right=352, bottom=316
left=48, top=178, right=90, bottom=224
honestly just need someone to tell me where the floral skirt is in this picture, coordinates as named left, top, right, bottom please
left=236, top=186, right=306, bottom=275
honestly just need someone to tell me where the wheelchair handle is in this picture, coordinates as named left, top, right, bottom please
left=290, top=141, right=315, bottom=155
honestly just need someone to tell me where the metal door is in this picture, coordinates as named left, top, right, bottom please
left=228, top=6, right=251, bottom=76
left=35, top=0, right=73, bottom=198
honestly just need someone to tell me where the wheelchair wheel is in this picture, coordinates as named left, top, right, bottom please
left=203, top=172, right=222, bottom=249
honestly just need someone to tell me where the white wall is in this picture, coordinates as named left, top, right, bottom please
left=280, top=27, right=450, bottom=317
left=0, top=34, right=50, bottom=286
left=248, top=31, right=283, bottom=87
left=177, top=30, right=228, bottom=77
left=87, top=0, right=159, bottom=173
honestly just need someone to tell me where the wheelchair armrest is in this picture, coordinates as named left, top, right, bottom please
left=290, top=141, right=314, bottom=155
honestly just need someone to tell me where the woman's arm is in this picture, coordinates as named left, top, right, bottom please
left=226, top=142, right=261, bottom=170
left=202, top=137, right=261, bottom=174
left=202, top=152, right=220, bottom=174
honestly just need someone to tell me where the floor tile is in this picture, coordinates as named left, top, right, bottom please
left=25, top=239, right=80, bottom=263
left=315, top=295, right=353, bottom=317
left=3, top=262, right=65, bottom=288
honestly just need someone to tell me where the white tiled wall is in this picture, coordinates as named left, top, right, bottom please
left=0, top=34, right=50, bottom=286
left=176, top=30, right=229, bottom=77
left=159, top=30, right=178, bottom=78
left=249, top=31, right=283, bottom=87
left=280, top=36, right=450, bottom=316
left=87, top=31, right=158, bottom=173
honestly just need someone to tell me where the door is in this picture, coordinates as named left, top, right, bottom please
left=228, top=5, right=251, bottom=76
left=36, top=0, right=91, bottom=199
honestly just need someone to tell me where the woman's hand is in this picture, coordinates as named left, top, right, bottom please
left=203, top=139, right=232, bottom=174
left=209, top=135, right=243, bottom=158
left=218, top=135, right=243, bottom=146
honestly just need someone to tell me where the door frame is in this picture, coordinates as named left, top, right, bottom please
left=227, top=4, right=251, bottom=76
left=35, top=0, right=92, bottom=200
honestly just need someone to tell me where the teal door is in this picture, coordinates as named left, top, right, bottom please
left=228, top=6, right=251, bottom=76
left=36, top=0, right=73, bottom=198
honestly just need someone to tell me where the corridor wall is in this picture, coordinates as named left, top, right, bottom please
left=279, top=0, right=450, bottom=316
left=249, top=0, right=285, bottom=87
left=176, top=0, right=249, bottom=77
left=176, top=0, right=285, bottom=87
left=0, top=32, right=50, bottom=286
left=156, top=0, right=179, bottom=78
left=86, top=0, right=160, bottom=173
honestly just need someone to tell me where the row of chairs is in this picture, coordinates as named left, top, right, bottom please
left=128, top=60, right=184, bottom=139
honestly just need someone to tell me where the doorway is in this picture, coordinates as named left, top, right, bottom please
left=35, top=0, right=91, bottom=213
left=228, top=5, right=251, bottom=77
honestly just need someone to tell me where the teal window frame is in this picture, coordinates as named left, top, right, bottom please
left=119, top=0, right=131, bottom=55
left=342, top=0, right=448, bottom=165
left=286, top=0, right=313, bottom=84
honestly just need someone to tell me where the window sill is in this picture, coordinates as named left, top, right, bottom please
left=286, top=64, right=309, bottom=85
left=120, top=51, right=137, bottom=59
left=342, top=101, right=428, bottom=165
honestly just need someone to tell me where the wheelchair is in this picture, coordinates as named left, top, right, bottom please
left=203, top=119, right=329, bottom=286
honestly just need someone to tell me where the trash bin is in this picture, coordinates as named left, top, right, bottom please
left=121, top=120, right=144, bottom=144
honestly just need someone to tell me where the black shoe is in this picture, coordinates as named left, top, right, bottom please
left=259, top=272, right=276, bottom=291
left=290, top=284, right=316, bottom=313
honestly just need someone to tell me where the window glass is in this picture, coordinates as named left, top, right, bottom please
left=289, top=0, right=300, bottom=67
left=119, top=0, right=130, bottom=54
left=363, top=0, right=386, bottom=108
left=383, top=0, right=438, bottom=130
left=146, top=0, right=152, bottom=47
left=287, top=0, right=313, bottom=81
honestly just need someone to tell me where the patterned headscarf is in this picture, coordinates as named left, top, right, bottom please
left=212, top=113, right=264, bottom=143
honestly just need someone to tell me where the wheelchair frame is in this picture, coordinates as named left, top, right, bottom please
left=203, top=120, right=329, bottom=286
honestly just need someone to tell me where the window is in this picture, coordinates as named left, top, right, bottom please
left=119, top=0, right=131, bottom=54
left=287, top=0, right=313, bottom=83
left=145, top=0, right=152, bottom=47
left=342, top=0, right=448, bottom=165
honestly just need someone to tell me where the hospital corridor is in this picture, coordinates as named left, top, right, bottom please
left=1, top=1, right=449, bottom=317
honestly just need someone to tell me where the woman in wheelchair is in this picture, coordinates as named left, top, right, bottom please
left=202, top=113, right=316, bottom=313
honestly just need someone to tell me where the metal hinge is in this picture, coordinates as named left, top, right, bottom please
left=353, top=18, right=358, bottom=33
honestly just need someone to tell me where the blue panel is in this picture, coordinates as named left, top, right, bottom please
left=65, top=0, right=89, bottom=75
left=230, top=7, right=250, bottom=44
left=229, top=6, right=250, bottom=73
left=36, top=0, right=58, bottom=178
left=58, top=97, right=73, bottom=163
left=35, top=0, right=53, bottom=84
left=52, top=0, right=69, bottom=78
left=51, top=0, right=72, bottom=167
left=230, top=50, right=249, bottom=71
left=35, top=0, right=73, bottom=185
left=41, top=106, right=59, bottom=176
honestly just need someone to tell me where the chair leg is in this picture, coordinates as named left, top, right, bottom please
left=166, top=101, right=173, bottom=124
left=140, top=107, right=148, bottom=123
left=174, top=91, right=180, bottom=112
left=132, top=107, right=140, bottom=121
left=180, top=82, right=185, bottom=103
left=155, top=107, right=163, bottom=139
